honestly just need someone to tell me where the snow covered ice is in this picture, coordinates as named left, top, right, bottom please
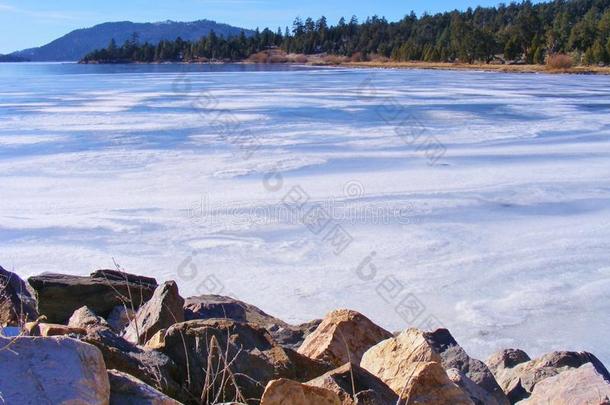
left=1, top=63, right=610, bottom=364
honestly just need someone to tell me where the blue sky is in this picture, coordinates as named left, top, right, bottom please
left=1, top=0, right=519, bottom=54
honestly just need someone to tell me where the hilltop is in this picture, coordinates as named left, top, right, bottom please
left=8, top=20, right=254, bottom=62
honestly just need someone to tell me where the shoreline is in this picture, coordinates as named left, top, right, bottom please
left=334, top=60, right=610, bottom=75
left=3, top=266, right=610, bottom=404
left=74, top=59, right=610, bottom=75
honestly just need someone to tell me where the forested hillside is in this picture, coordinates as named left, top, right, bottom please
left=82, top=0, right=610, bottom=65
left=10, top=20, right=253, bottom=62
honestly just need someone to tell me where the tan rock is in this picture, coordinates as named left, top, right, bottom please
left=23, top=315, right=46, bottom=335
left=144, top=328, right=166, bottom=350
left=108, top=369, right=181, bottom=405
left=394, top=362, right=473, bottom=404
left=39, top=322, right=87, bottom=336
left=518, top=363, right=610, bottom=405
left=0, top=336, right=110, bottom=404
left=306, top=362, right=398, bottom=405
left=260, top=378, right=341, bottom=405
left=360, top=329, right=473, bottom=404
left=360, top=328, right=441, bottom=389
left=297, top=309, right=392, bottom=367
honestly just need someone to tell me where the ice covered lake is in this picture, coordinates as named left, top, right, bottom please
left=1, top=62, right=609, bottom=364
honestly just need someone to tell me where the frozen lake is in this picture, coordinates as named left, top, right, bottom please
left=1, top=62, right=610, bottom=364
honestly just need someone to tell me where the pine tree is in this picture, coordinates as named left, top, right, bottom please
left=533, top=46, right=545, bottom=64
left=584, top=46, right=596, bottom=64
left=81, top=0, right=610, bottom=66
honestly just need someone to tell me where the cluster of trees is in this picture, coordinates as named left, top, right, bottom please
left=82, top=0, right=610, bottom=65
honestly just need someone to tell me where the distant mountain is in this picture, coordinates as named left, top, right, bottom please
left=10, top=20, right=254, bottom=62
left=0, top=54, right=29, bottom=62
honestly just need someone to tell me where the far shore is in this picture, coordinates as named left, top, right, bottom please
left=333, top=60, right=610, bottom=75
left=75, top=58, right=610, bottom=75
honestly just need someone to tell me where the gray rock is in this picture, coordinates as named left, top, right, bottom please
left=447, top=368, right=500, bottom=405
left=0, top=265, right=38, bottom=326
left=108, top=369, right=182, bottom=405
left=424, top=328, right=509, bottom=405
left=161, top=319, right=332, bottom=403
left=107, top=305, right=135, bottom=332
left=68, top=305, right=109, bottom=329
left=123, top=281, right=184, bottom=345
left=270, top=319, right=322, bottom=350
left=354, top=389, right=387, bottom=405
left=517, top=363, right=610, bottom=405
left=28, top=270, right=157, bottom=323
left=0, top=336, right=109, bottom=404
left=90, top=269, right=157, bottom=286
left=184, top=294, right=319, bottom=349
left=486, top=349, right=610, bottom=403
left=82, top=324, right=181, bottom=400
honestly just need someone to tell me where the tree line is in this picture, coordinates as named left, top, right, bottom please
left=81, top=0, right=610, bottom=65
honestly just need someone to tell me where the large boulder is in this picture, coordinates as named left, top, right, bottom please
left=307, top=362, right=398, bottom=405
left=424, top=329, right=509, bottom=405
left=486, top=349, right=610, bottom=403
left=161, top=319, right=273, bottom=403
left=358, top=328, right=507, bottom=405
left=160, top=319, right=331, bottom=402
left=297, top=309, right=392, bottom=367
left=260, top=378, right=341, bottom=405
left=184, top=294, right=320, bottom=349
left=518, top=363, right=610, bottom=404
left=0, top=336, right=110, bottom=404
left=0, top=265, right=38, bottom=326
left=394, top=361, right=474, bottom=405
left=108, top=369, right=182, bottom=405
left=123, top=281, right=184, bottom=345
left=28, top=270, right=157, bottom=323
left=360, top=329, right=473, bottom=404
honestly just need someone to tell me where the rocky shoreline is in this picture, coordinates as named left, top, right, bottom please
left=1, top=265, right=609, bottom=404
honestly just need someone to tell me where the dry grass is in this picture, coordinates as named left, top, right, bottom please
left=288, top=54, right=309, bottom=64
left=244, top=52, right=610, bottom=74
left=99, top=259, right=147, bottom=340
left=247, top=50, right=290, bottom=64
left=546, top=53, right=574, bottom=70
left=339, top=60, right=610, bottom=75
